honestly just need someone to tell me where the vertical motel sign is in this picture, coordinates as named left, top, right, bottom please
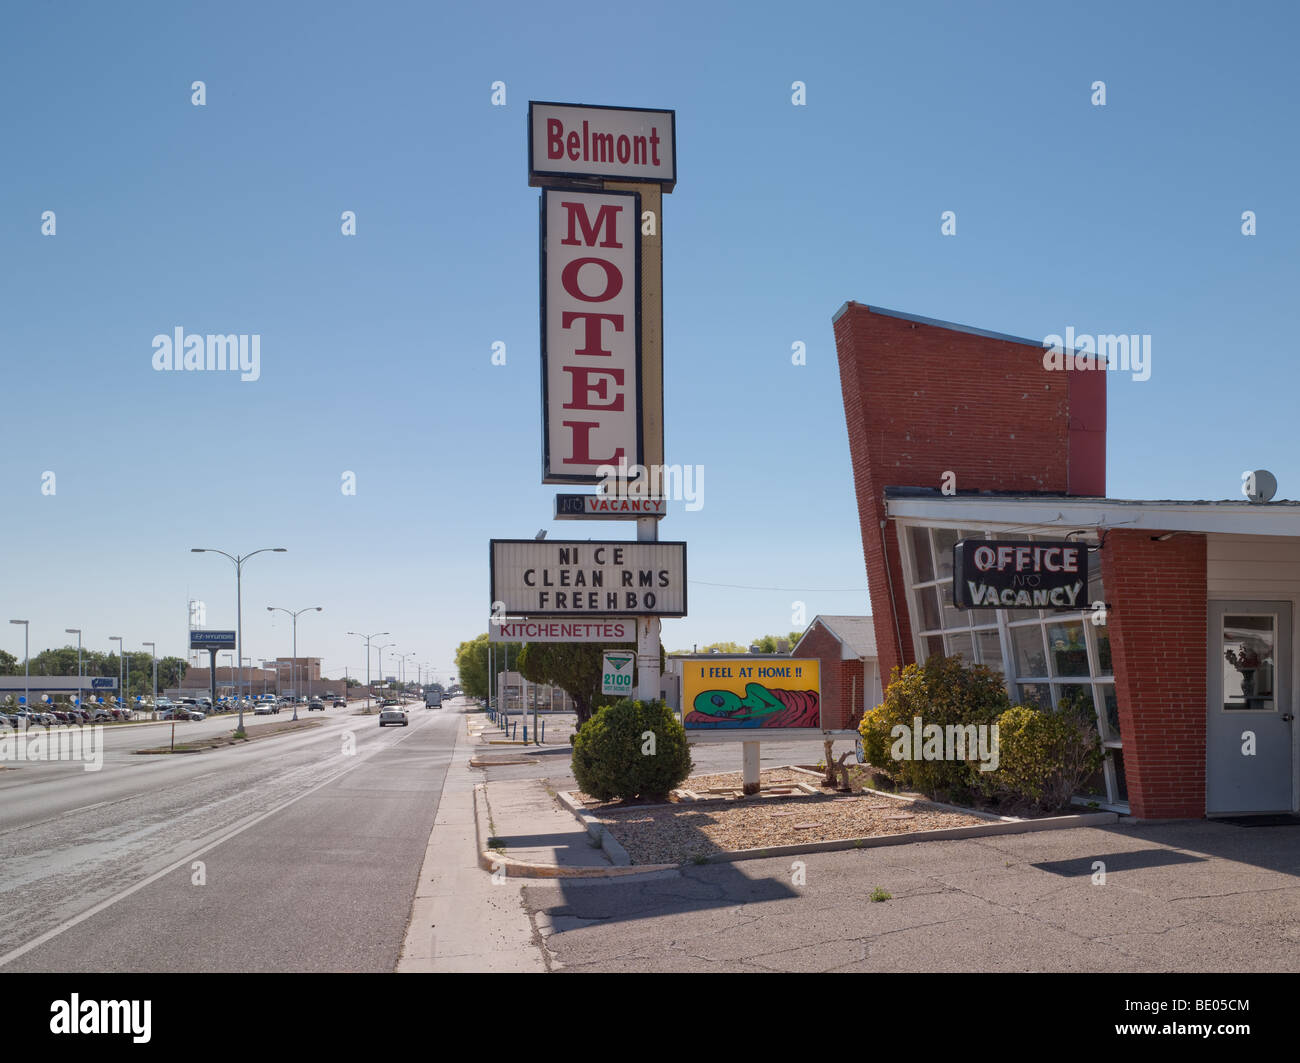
left=530, top=102, right=676, bottom=484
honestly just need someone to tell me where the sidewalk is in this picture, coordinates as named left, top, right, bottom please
left=396, top=709, right=557, bottom=972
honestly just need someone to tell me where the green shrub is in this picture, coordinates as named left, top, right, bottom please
left=983, top=697, right=1105, bottom=813
left=570, top=698, right=693, bottom=802
left=857, top=655, right=1010, bottom=802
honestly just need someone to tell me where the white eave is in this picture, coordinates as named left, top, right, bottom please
left=884, top=494, right=1300, bottom=538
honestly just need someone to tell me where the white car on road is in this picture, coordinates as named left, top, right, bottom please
left=378, top=705, right=409, bottom=727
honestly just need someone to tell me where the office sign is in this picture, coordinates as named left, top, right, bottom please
left=190, top=630, right=237, bottom=649
left=601, top=649, right=635, bottom=695
left=529, top=102, right=676, bottom=188
left=541, top=188, right=641, bottom=483
left=953, top=539, right=1089, bottom=609
left=489, top=618, right=634, bottom=643
left=491, top=539, right=686, bottom=617
left=682, top=658, right=821, bottom=730
left=554, top=494, right=667, bottom=519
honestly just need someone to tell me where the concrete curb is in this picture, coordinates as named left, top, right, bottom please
left=472, top=782, right=676, bottom=879
left=548, top=767, right=1118, bottom=867
left=691, top=810, right=1120, bottom=864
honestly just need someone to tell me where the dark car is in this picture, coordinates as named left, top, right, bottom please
left=307, top=699, right=325, bottom=711
left=332, top=697, right=347, bottom=708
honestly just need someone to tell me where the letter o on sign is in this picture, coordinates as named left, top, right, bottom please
left=561, top=257, right=623, bottom=303
left=973, top=545, right=997, bottom=572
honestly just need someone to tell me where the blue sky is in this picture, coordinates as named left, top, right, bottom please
left=3, top=0, right=1297, bottom=679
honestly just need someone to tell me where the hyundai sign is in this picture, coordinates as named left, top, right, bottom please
left=491, top=540, right=686, bottom=617
left=190, top=630, right=237, bottom=649
left=953, top=539, right=1088, bottom=609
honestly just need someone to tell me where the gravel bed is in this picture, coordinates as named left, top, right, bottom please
left=596, top=791, right=991, bottom=864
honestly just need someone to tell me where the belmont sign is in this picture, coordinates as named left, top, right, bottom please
left=541, top=188, right=642, bottom=483
left=953, top=539, right=1088, bottom=609
left=491, top=539, right=686, bottom=617
left=529, top=102, right=676, bottom=188
left=489, top=618, right=635, bottom=643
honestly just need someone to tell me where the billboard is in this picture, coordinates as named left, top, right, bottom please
left=541, top=188, right=641, bottom=483
left=189, top=630, right=236, bottom=649
left=529, top=102, right=676, bottom=188
left=682, top=659, right=821, bottom=730
left=953, top=539, right=1088, bottom=609
left=488, top=618, right=635, bottom=643
left=490, top=539, right=686, bottom=617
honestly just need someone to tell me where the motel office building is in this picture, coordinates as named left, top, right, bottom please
left=834, top=302, right=1300, bottom=819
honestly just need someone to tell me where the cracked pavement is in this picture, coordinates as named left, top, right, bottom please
left=520, top=820, right=1300, bottom=972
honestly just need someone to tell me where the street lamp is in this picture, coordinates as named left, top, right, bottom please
left=346, top=631, right=389, bottom=712
left=65, top=627, right=82, bottom=708
left=109, top=635, right=123, bottom=712
left=267, top=605, right=322, bottom=722
left=9, top=620, right=29, bottom=710
left=191, top=546, right=286, bottom=734
left=377, top=642, right=395, bottom=704
left=143, top=642, right=157, bottom=715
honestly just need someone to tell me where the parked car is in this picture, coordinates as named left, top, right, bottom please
left=254, top=703, right=274, bottom=715
left=89, top=707, right=113, bottom=722
left=378, top=705, right=409, bottom=727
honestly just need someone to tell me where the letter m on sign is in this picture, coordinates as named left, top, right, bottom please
left=560, top=201, right=624, bottom=248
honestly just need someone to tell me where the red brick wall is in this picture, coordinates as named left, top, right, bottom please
left=1102, top=529, right=1208, bottom=818
left=833, top=303, right=1104, bottom=687
left=795, top=621, right=866, bottom=731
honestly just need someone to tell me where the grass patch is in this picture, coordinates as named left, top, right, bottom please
left=869, top=886, right=892, bottom=903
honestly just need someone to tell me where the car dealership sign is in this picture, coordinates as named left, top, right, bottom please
left=529, top=102, right=676, bottom=188
left=541, top=189, right=642, bottom=483
left=491, top=539, right=686, bottom=617
left=189, top=630, right=237, bottom=649
left=953, top=539, right=1088, bottom=609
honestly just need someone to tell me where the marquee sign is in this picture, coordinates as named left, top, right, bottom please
left=529, top=102, right=676, bottom=189
left=541, top=189, right=642, bottom=483
left=953, top=539, right=1088, bottom=609
left=491, top=539, right=686, bottom=617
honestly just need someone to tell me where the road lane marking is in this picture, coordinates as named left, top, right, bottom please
left=0, top=712, right=444, bottom=968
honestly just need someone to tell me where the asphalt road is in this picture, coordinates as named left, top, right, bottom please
left=0, top=700, right=458, bottom=972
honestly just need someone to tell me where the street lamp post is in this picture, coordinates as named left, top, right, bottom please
left=65, top=627, right=82, bottom=708
left=268, top=605, right=321, bottom=722
left=9, top=620, right=29, bottom=711
left=377, top=642, right=395, bottom=704
left=191, top=546, right=286, bottom=734
left=346, top=631, right=389, bottom=713
left=143, top=642, right=157, bottom=716
left=108, top=635, right=123, bottom=714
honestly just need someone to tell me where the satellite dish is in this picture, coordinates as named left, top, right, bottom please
left=1246, top=469, right=1278, bottom=503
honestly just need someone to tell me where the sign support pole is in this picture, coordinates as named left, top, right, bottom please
left=635, top=516, right=661, bottom=702
left=208, top=648, right=218, bottom=712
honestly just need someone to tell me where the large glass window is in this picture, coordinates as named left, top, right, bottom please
left=902, top=523, right=1125, bottom=810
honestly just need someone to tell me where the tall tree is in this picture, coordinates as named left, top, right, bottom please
left=517, top=641, right=665, bottom=725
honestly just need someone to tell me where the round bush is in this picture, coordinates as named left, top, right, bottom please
left=857, top=655, right=1011, bottom=801
left=984, top=700, right=1105, bottom=813
left=570, top=698, right=693, bottom=802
